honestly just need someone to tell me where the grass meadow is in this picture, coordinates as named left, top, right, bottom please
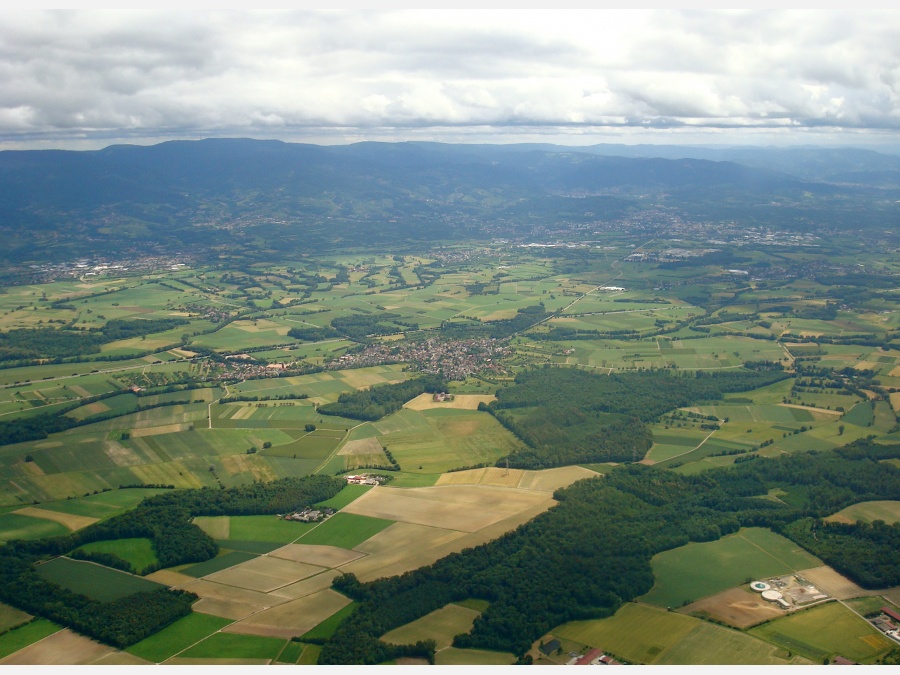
left=126, top=612, right=233, bottom=663
left=639, top=528, right=822, bottom=608
left=748, top=601, right=894, bottom=663
left=75, top=537, right=157, bottom=572
left=34, top=557, right=165, bottom=602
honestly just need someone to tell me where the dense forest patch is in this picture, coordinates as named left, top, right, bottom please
left=484, top=366, right=789, bottom=468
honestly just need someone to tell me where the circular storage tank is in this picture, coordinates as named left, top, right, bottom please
left=761, top=590, right=783, bottom=602
left=750, top=581, right=770, bottom=592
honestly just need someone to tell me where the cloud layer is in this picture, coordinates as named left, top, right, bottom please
left=1, top=10, right=898, bottom=147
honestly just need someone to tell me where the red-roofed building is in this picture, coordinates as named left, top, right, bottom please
left=574, top=649, right=603, bottom=665
left=882, top=606, right=900, bottom=623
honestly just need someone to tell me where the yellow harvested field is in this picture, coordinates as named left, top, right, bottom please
left=481, top=309, right=518, bottom=321
left=92, top=652, right=151, bottom=665
left=193, top=516, right=230, bottom=540
left=518, top=466, right=600, bottom=492
left=169, top=348, right=198, bottom=357
left=101, top=441, right=143, bottom=467
left=891, top=392, right=900, bottom=413
left=13, top=506, right=97, bottom=531
left=229, top=405, right=256, bottom=421
left=205, top=556, right=326, bottom=593
left=345, top=501, right=555, bottom=582
left=437, top=467, right=523, bottom=488
left=349, top=523, right=465, bottom=567
left=342, top=485, right=550, bottom=532
left=79, top=402, right=111, bottom=416
left=825, top=500, right=900, bottom=525
left=220, top=454, right=279, bottom=482
left=777, top=403, right=842, bottom=417
left=167, top=658, right=271, bottom=665
left=798, top=566, right=869, bottom=600
left=404, top=393, right=497, bottom=411
left=680, top=587, right=783, bottom=628
left=340, top=368, right=406, bottom=389
left=436, top=465, right=597, bottom=492
left=883, top=587, right=900, bottom=606
left=275, top=569, right=343, bottom=600
left=0, top=628, right=111, bottom=665
left=192, top=598, right=266, bottom=621
left=268, top=544, right=365, bottom=568
left=223, top=589, right=352, bottom=640
left=338, top=437, right=384, bottom=456
left=130, top=423, right=189, bottom=438
left=174, top=579, right=287, bottom=606
left=146, top=569, right=198, bottom=587
left=382, top=604, right=480, bottom=649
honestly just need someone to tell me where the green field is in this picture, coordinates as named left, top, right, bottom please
left=553, top=602, right=699, bottom=664
left=227, top=515, right=316, bottom=543
left=179, top=631, right=287, bottom=660
left=381, top=603, right=481, bottom=650
left=0, top=619, right=61, bottom=659
left=315, top=484, right=372, bottom=511
left=126, top=612, right=233, bottom=662
left=36, top=488, right=172, bottom=520
left=826, top=500, right=900, bottom=525
left=372, top=408, right=524, bottom=474
left=297, top=643, right=321, bottom=664
left=654, top=621, right=811, bottom=665
left=75, top=537, right=157, bottom=572
left=436, top=647, right=516, bottom=665
left=639, top=527, right=822, bottom=608
left=35, top=556, right=165, bottom=602
left=181, top=551, right=259, bottom=578
left=0, top=513, right=70, bottom=542
left=554, top=601, right=801, bottom=665
left=749, top=601, right=895, bottom=663
left=299, top=602, right=357, bottom=642
left=297, top=512, right=394, bottom=549
left=275, top=640, right=306, bottom=664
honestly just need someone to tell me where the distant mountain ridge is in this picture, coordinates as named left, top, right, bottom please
left=1, top=139, right=897, bottom=264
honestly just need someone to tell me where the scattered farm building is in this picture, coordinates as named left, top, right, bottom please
left=574, top=648, right=603, bottom=665
left=345, top=474, right=386, bottom=486
left=882, top=606, right=900, bottom=623
left=539, top=639, right=561, bottom=657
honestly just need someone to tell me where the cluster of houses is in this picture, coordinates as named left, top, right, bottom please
left=345, top=474, right=387, bottom=486
left=538, top=640, right=622, bottom=666
left=872, top=605, right=900, bottom=643
left=325, top=336, right=511, bottom=381
left=281, top=506, right=335, bottom=523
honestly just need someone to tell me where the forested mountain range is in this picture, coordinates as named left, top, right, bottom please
left=2, top=140, right=899, bottom=264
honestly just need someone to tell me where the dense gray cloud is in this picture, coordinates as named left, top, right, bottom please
left=0, top=9, right=898, bottom=148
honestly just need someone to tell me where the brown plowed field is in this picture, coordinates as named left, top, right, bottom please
left=680, top=587, right=783, bottom=628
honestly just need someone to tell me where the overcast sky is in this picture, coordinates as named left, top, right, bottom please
left=1, top=9, right=899, bottom=150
